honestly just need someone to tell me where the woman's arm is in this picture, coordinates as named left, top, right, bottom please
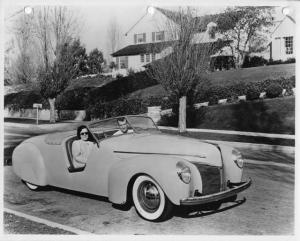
left=72, top=141, right=87, bottom=163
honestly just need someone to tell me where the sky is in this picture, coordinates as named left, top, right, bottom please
left=2, top=0, right=293, bottom=61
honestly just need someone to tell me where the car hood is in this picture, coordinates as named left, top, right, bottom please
left=109, top=133, right=222, bottom=166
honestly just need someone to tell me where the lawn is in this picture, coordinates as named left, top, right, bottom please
left=194, top=96, right=295, bottom=134
left=159, top=96, right=295, bottom=135
left=128, top=63, right=295, bottom=98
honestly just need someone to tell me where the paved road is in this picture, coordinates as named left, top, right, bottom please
left=4, top=163, right=294, bottom=235
left=3, top=124, right=295, bottom=234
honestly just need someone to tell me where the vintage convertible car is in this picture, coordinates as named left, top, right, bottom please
left=12, top=115, right=251, bottom=221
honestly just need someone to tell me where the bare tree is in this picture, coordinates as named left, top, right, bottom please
left=6, top=12, right=37, bottom=86
left=33, top=6, right=81, bottom=122
left=147, top=7, right=224, bottom=132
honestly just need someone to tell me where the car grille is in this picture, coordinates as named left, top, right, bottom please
left=192, top=163, right=222, bottom=195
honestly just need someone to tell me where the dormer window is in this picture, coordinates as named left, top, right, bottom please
left=152, top=31, right=165, bottom=42
left=134, top=33, right=146, bottom=44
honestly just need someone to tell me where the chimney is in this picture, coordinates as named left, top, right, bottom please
left=207, top=22, right=217, bottom=39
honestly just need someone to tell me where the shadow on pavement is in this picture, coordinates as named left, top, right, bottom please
left=44, top=186, right=110, bottom=203
left=174, top=197, right=246, bottom=219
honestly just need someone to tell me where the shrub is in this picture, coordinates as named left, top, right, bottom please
left=4, top=91, right=48, bottom=111
left=242, top=55, right=268, bottom=68
left=158, top=106, right=206, bottom=128
left=266, top=83, right=282, bottom=98
left=245, top=84, right=260, bottom=100
left=88, top=70, right=158, bottom=104
left=157, top=113, right=178, bottom=127
left=56, top=88, right=90, bottom=110
left=267, top=58, right=295, bottom=65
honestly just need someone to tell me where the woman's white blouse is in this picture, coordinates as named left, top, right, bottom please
left=72, top=140, right=94, bottom=164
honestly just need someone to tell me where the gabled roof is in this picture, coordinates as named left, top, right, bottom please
left=270, top=16, right=296, bottom=37
left=111, top=41, right=175, bottom=57
left=155, top=7, right=223, bottom=32
left=125, top=6, right=223, bottom=36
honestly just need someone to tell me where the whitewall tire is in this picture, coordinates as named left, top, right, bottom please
left=24, top=181, right=40, bottom=191
left=132, top=175, right=173, bottom=221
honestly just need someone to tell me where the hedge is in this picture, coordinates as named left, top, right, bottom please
left=88, top=71, right=157, bottom=104
left=4, top=91, right=49, bottom=111
left=86, top=96, right=174, bottom=120
left=195, top=76, right=295, bottom=103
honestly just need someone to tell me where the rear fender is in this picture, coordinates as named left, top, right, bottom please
left=12, top=142, right=47, bottom=186
left=108, top=155, right=195, bottom=205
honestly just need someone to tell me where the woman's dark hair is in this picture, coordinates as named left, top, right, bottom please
left=76, top=125, right=92, bottom=140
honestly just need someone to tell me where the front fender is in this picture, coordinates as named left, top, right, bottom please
left=12, top=142, right=47, bottom=186
left=217, top=144, right=243, bottom=183
left=108, top=155, right=195, bottom=205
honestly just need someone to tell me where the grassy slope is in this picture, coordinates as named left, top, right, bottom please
left=128, top=63, right=295, bottom=98
left=191, top=96, right=294, bottom=134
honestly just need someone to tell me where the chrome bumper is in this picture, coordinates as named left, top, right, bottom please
left=180, top=178, right=252, bottom=206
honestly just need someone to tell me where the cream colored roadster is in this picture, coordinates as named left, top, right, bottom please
left=12, top=115, right=251, bottom=221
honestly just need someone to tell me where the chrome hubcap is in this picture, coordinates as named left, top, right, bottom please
left=137, top=181, right=160, bottom=213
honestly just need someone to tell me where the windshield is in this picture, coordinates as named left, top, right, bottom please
left=126, top=116, right=159, bottom=132
left=88, top=116, right=159, bottom=141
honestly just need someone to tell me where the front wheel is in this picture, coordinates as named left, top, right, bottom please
left=132, top=175, right=173, bottom=221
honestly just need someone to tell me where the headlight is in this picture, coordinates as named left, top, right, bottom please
left=232, top=149, right=244, bottom=168
left=176, top=161, right=191, bottom=184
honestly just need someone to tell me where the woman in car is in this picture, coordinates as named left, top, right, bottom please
left=72, top=125, right=95, bottom=167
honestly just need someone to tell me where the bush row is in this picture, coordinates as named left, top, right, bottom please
left=267, top=58, right=295, bottom=66
left=196, top=76, right=295, bottom=105
left=242, top=56, right=295, bottom=68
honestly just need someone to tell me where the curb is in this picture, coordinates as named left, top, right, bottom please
left=4, top=121, right=84, bottom=131
left=4, top=208, right=93, bottom=235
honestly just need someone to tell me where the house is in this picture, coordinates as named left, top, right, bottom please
left=269, top=14, right=296, bottom=61
left=111, top=7, right=233, bottom=75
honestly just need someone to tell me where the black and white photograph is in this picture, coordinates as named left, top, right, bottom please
left=1, top=0, right=298, bottom=238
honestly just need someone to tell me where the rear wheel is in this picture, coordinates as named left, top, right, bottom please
left=24, top=181, right=41, bottom=191
left=132, top=175, right=173, bottom=221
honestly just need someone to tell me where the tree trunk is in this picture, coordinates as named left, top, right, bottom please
left=48, top=98, right=56, bottom=123
left=178, top=96, right=186, bottom=133
left=236, top=52, right=245, bottom=68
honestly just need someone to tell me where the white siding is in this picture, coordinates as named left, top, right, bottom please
left=271, top=17, right=295, bottom=60
left=124, top=10, right=174, bottom=46
left=128, top=55, right=146, bottom=71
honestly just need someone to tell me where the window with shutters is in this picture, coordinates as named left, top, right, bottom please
left=146, top=54, right=150, bottom=62
left=134, top=33, right=146, bottom=44
left=284, top=36, right=293, bottom=54
left=140, top=54, right=144, bottom=63
left=152, top=31, right=165, bottom=42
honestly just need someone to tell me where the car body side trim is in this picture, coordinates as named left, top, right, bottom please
left=114, top=151, right=206, bottom=158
